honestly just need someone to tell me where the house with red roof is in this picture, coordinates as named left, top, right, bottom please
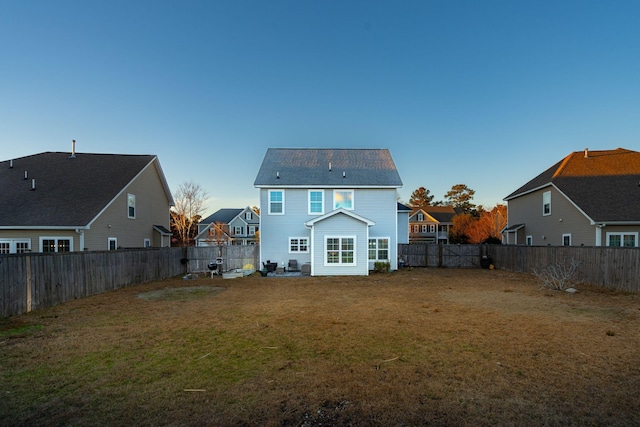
left=502, top=148, right=640, bottom=247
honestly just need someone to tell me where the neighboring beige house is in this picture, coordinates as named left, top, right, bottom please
left=409, top=206, right=462, bottom=244
left=503, top=148, right=640, bottom=247
left=194, top=207, right=260, bottom=246
left=0, top=148, right=174, bottom=253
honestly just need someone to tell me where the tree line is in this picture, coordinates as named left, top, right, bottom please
left=406, top=185, right=507, bottom=244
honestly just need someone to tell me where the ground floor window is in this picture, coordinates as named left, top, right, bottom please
left=368, top=238, right=389, bottom=261
left=108, top=238, right=118, bottom=250
left=562, top=234, right=571, bottom=246
left=526, top=236, right=533, bottom=246
left=41, top=237, right=72, bottom=253
left=289, top=237, right=309, bottom=253
left=0, top=239, right=31, bottom=254
left=326, top=237, right=355, bottom=265
left=606, top=232, right=638, bottom=247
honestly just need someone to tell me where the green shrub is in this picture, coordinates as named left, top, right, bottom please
left=374, top=261, right=390, bottom=273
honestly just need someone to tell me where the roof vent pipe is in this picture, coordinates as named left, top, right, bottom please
left=329, top=162, right=332, bottom=171
left=343, top=171, right=346, bottom=178
left=276, top=171, right=280, bottom=179
left=24, top=170, right=28, bottom=180
left=9, top=159, right=13, bottom=168
left=70, top=139, right=76, bottom=159
left=31, top=179, right=36, bottom=191
left=584, top=148, right=588, bottom=158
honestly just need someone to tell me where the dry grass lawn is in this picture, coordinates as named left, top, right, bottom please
left=1, top=268, right=640, bottom=426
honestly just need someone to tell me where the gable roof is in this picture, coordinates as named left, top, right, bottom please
left=304, top=208, right=375, bottom=227
left=410, top=205, right=461, bottom=223
left=200, top=207, right=259, bottom=225
left=254, top=148, right=403, bottom=188
left=0, top=152, right=172, bottom=228
left=504, top=148, right=640, bottom=223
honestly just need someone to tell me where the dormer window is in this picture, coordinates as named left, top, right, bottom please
left=417, top=213, right=424, bottom=222
left=246, top=212, right=252, bottom=220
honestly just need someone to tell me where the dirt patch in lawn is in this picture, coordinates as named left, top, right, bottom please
left=1, top=268, right=639, bottom=426
left=137, top=286, right=226, bottom=301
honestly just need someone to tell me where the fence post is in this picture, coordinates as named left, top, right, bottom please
left=26, top=255, right=32, bottom=313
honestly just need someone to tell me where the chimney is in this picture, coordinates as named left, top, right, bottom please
left=70, top=139, right=76, bottom=159
left=584, top=148, right=589, bottom=158
left=31, top=179, right=36, bottom=191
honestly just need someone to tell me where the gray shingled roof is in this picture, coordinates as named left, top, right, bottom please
left=254, top=148, right=403, bottom=187
left=200, top=208, right=245, bottom=224
left=0, top=152, right=162, bottom=227
left=504, top=148, right=640, bottom=223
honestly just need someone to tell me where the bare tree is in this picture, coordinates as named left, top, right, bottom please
left=170, top=181, right=208, bottom=246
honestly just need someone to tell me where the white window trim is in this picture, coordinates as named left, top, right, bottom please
left=144, top=238, right=151, bottom=248
left=245, top=212, right=252, bottom=220
left=0, top=239, right=31, bottom=254
left=368, top=237, right=390, bottom=261
left=308, top=190, right=324, bottom=215
left=526, top=236, right=533, bottom=246
left=606, top=232, right=639, bottom=247
left=542, top=191, right=551, bottom=216
left=40, top=237, right=74, bottom=253
left=417, top=213, right=424, bottom=222
left=249, top=226, right=256, bottom=236
left=268, top=189, right=285, bottom=215
left=234, top=226, right=243, bottom=235
left=289, top=237, right=310, bottom=253
left=108, top=237, right=118, bottom=250
left=333, top=189, right=354, bottom=210
left=324, top=236, right=356, bottom=266
left=127, top=193, right=136, bottom=219
left=562, top=233, right=572, bottom=246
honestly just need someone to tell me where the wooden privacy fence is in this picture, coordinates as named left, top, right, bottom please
left=399, top=244, right=483, bottom=268
left=0, top=245, right=261, bottom=318
left=486, top=245, right=640, bottom=293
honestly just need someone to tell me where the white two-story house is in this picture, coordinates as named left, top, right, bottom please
left=254, top=148, right=404, bottom=276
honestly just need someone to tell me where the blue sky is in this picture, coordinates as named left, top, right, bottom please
left=2, top=0, right=639, bottom=216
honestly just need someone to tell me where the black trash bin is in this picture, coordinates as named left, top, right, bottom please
left=480, top=256, right=492, bottom=269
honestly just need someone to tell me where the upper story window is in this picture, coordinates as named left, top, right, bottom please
left=607, top=232, right=638, bottom=247
left=334, top=190, right=354, bottom=210
left=542, top=191, right=551, bottom=216
left=417, top=213, right=424, bottom=222
left=128, top=193, right=136, bottom=219
left=268, top=190, right=284, bottom=215
left=246, top=212, right=252, bottom=220
left=309, top=190, right=324, bottom=215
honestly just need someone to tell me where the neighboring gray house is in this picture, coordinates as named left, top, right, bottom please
left=503, top=148, right=640, bottom=247
left=0, top=148, right=173, bottom=253
left=408, top=206, right=462, bottom=244
left=254, top=148, right=403, bottom=276
left=195, top=207, right=259, bottom=246
left=397, top=202, right=411, bottom=245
